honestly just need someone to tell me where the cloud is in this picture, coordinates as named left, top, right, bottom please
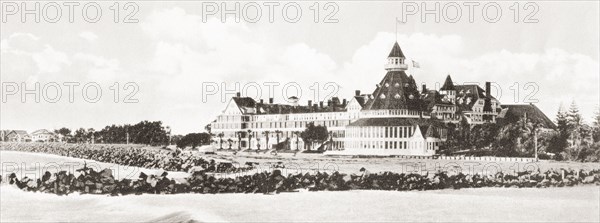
left=29, top=45, right=71, bottom=73
left=142, top=7, right=337, bottom=95
left=1, top=33, right=71, bottom=74
left=79, top=32, right=98, bottom=42
left=73, top=53, right=121, bottom=82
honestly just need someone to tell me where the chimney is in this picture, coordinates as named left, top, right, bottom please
left=342, top=99, right=347, bottom=107
left=355, top=90, right=361, bottom=96
left=236, top=92, right=241, bottom=97
left=313, top=104, right=318, bottom=112
left=269, top=98, right=274, bottom=104
left=422, top=84, right=427, bottom=93
left=308, top=100, right=312, bottom=107
left=328, top=100, right=333, bottom=111
left=260, top=99, right=264, bottom=104
left=485, top=82, right=491, bottom=99
left=319, top=101, right=324, bottom=109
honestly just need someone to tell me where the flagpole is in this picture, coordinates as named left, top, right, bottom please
left=395, top=17, right=398, bottom=42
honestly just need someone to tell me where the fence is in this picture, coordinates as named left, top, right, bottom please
left=437, top=155, right=535, bottom=162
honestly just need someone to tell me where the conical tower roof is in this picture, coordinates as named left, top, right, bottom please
left=388, top=42, right=405, bottom=58
left=440, top=75, right=455, bottom=91
left=363, top=70, right=424, bottom=110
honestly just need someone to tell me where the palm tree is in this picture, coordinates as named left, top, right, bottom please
left=247, top=130, right=253, bottom=150
left=227, top=138, right=233, bottom=150
left=275, top=130, right=283, bottom=145
left=217, top=132, right=224, bottom=150
left=165, top=126, right=171, bottom=146
left=262, top=130, right=270, bottom=150
left=236, top=131, right=243, bottom=150
left=293, top=131, right=301, bottom=151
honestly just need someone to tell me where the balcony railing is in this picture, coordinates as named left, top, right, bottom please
left=360, top=109, right=430, bottom=119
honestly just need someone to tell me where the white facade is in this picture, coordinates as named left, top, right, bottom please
left=209, top=41, right=500, bottom=156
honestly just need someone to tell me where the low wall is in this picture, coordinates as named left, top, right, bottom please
left=324, top=151, right=536, bottom=162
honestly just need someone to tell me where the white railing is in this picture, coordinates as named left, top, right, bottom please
left=360, top=109, right=430, bottom=119
left=437, top=155, right=535, bottom=162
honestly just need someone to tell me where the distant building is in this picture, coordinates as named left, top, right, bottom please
left=5, top=130, right=31, bottom=142
left=497, top=104, right=557, bottom=130
left=31, top=129, right=57, bottom=142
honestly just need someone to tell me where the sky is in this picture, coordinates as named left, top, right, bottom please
left=1, top=1, right=599, bottom=134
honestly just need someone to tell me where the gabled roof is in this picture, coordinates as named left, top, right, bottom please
left=454, top=84, right=498, bottom=111
left=420, top=124, right=441, bottom=138
left=362, top=71, right=426, bottom=111
left=454, top=85, right=482, bottom=111
left=7, top=130, right=29, bottom=136
left=498, top=104, right=556, bottom=129
left=31, top=129, right=53, bottom=135
left=353, top=95, right=368, bottom=108
left=440, top=75, right=455, bottom=91
left=421, top=90, right=452, bottom=110
left=388, top=42, right=405, bottom=58
left=232, top=97, right=256, bottom=108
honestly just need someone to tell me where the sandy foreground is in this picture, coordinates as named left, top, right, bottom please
left=1, top=185, right=598, bottom=222
left=1, top=151, right=599, bottom=222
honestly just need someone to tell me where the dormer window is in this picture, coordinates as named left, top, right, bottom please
left=394, top=83, right=400, bottom=87
left=394, top=93, right=401, bottom=99
left=380, top=94, right=386, bottom=99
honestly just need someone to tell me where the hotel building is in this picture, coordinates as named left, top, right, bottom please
left=210, top=41, right=507, bottom=156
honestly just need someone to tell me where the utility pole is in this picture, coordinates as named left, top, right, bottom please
left=91, top=129, right=95, bottom=144
left=534, top=129, right=538, bottom=162
left=126, top=132, right=129, bottom=145
left=166, top=126, right=171, bottom=146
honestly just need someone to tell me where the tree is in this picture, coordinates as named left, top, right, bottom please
left=247, top=130, right=253, bottom=150
left=227, top=138, right=233, bottom=150
left=470, top=123, right=498, bottom=149
left=300, top=122, right=328, bottom=151
left=493, top=114, right=543, bottom=157
left=204, top=122, right=213, bottom=134
left=275, top=130, right=283, bottom=145
left=546, top=103, right=570, bottom=156
left=565, top=100, right=591, bottom=149
left=443, top=119, right=472, bottom=153
left=293, top=131, right=301, bottom=151
left=73, top=128, right=87, bottom=143
left=262, top=130, right=270, bottom=150
left=171, top=134, right=183, bottom=146
left=217, top=132, right=224, bottom=150
left=593, top=106, right=600, bottom=142
left=176, top=133, right=211, bottom=149
left=54, top=127, right=71, bottom=142
left=236, top=131, right=243, bottom=150
left=567, top=100, right=582, bottom=129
